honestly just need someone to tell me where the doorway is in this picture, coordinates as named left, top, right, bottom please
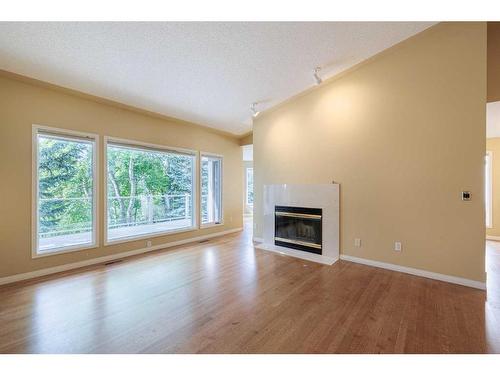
left=242, top=144, right=253, bottom=235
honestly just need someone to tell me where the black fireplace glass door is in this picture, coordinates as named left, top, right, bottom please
left=274, top=206, right=322, bottom=254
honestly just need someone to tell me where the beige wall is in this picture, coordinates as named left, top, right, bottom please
left=487, top=138, right=500, bottom=237
left=239, top=132, right=253, bottom=146
left=254, top=22, right=487, bottom=282
left=0, top=73, right=243, bottom=278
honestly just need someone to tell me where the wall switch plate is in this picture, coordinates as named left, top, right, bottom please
left=462, top=191, right=471, bottom=201
left=354, top=238, right=361, bottom=247
left=147, top=240, right=152, bottom=248
left=394, top=241, right=402, bottom=252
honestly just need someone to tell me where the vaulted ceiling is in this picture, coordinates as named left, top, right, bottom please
left=0, top=22, right=435, bottom=135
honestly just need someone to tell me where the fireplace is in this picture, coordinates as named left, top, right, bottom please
left=274, top=206, right=322, bottom=254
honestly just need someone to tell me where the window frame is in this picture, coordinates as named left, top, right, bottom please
left=246, top=167, right=254, bottom=207
left=200, top=151, right=224, bottom=228
left=486, top=150, right=493, bottom=229
left=32, top=125, right=99, bottom=258
left=103, top=136, right=198, bottom=246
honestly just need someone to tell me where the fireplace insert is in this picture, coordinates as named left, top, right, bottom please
left=274, top=205, right=322, bottom=254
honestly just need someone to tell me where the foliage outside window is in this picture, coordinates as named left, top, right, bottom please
left=106, top=142, right=195, bottom=242
left=246, top=167, right=254, bottom=206
left=35, top=131, right=96, bottom=255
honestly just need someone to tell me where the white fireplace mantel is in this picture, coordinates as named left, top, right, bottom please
left=256, top=184, right=340, bottom=265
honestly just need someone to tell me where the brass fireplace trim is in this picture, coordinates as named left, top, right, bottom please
left=274, top=236, right=322, bottom=249
left=274, top=212, right=322, bottom=220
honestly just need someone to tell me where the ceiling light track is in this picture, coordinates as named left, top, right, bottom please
left=251, top=102, right=260, bottom=118
left=313, top=66, right=322, bottom=85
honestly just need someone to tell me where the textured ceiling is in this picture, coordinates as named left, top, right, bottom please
left=0, top=22, right=435, bottom=135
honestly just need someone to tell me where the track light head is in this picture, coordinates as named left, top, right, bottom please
left=251, top=102, right=260, bottom=118
left=313, top=67, right=322, bottom=85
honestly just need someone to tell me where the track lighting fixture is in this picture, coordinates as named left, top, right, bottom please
left=251, top=102, right=260, bottom=118
left=313, top=66, right=322, bottom=85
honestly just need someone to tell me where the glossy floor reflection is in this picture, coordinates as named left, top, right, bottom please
left=0, top=221, right=498, bottom=353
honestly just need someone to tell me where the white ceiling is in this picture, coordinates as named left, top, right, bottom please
left=0, top=22, right=435, bottom=135
left=488, top=101, right=500, bottom=139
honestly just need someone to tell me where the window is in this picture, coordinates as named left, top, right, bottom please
left=486, top=151, right=493, bottom=228
left=201, top=154, right=222, bottom=225
left=106, top=139, right=196, bottom=243
left=33, top=126, right=98, bottom=256
left=246, top=167, right=254, bottom=206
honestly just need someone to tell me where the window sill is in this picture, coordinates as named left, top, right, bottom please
left=104, top=225, right=198, bottom=246
left=32, top=243, right=99, bottom=259
left=200, top=222, right=225, bottom=229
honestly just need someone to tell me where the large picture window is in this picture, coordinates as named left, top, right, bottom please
left=201, top=154, right=223, bottom=226
left=106, top=139, right=196, bottom=243
left=33, top=126, right=98, bottom=256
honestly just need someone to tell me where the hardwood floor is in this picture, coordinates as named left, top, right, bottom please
left=0, top=219, right=499, bottom=353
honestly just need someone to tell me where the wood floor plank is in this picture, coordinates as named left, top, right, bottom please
left=0, top=220, right=497, bottom=353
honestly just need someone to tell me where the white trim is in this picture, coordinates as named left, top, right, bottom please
left=486, top=235, right=500, bottom=241
left=255, top=243, right=338, bottom=265
left=200, top=222, right=224, bottom=229
left=486, top=151, right=493, bottom=229
left=340, top=254, right=486, bottom=290
left=200, top=151, right=224, bottom=227
left=199, top=151, right=224, bottom=158
left=32, top=125, right=99, bottom=258
left=103, top=136, right=198, bottom=245
left=0, top=228, right=242, bottom=287
left=253, top=236, right=263, bottom=243
left=32, top=124, right=99, bottom=141
left=105, top=135, right=197, bottom=156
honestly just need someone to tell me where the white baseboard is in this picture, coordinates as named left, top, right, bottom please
left=0, top=228, right=242, bottom=287
left=252, top=236, right=263, bottom=243
left=486, top=235, right=500, bottom=241
left=255, top=243, right=338, bottom=265
left=340, top=254, right=486, bottom=290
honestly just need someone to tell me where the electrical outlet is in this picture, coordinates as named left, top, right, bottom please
left=354, top=238, right=361, bottom=247
left=394, top=241, right=402, bottom=252
left=147, top=240, right=152, bottom=248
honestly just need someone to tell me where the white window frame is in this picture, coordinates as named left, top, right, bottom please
left=104, top=136, right=198, bottom=245
left=32, top=125, right=99, bottom=258
left=486, top=151, right=493, bottom=229
left=246, top=167, right=254, bottom=206
left=200, top=152, right=224, bottom=228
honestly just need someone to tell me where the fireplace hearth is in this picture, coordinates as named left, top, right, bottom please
left=274, top=205, right=322, bottom=254
left=258, top=184, right=339, bottom=265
